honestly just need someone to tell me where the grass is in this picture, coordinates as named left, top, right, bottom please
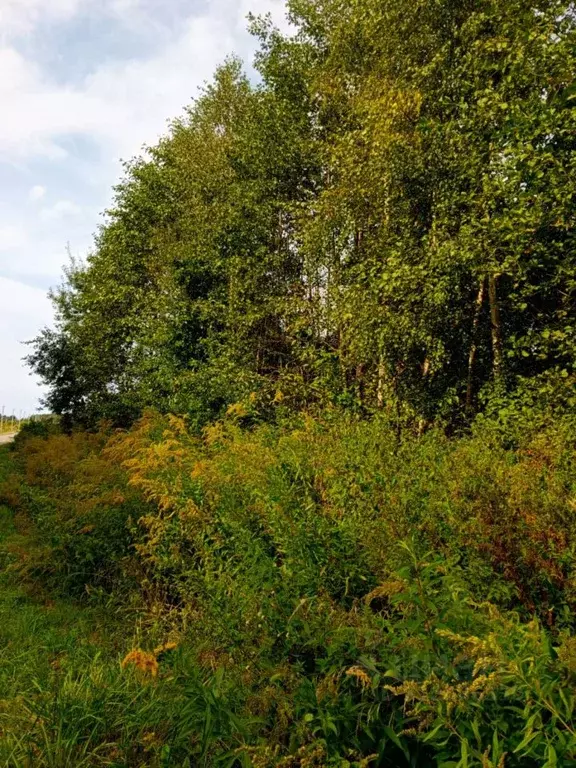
left=0, top=447, right=166, bottom=767
left=0, top=446, right=114, bottom=764
left=0, top=421, right=21, bottom=434
left=3, top=415, right=576, bottom=766
left=0, top=444, right=256, bottom=767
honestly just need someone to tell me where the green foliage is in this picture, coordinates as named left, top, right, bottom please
left=27, top=0, right=576, bottom=429
left=2, top=410, right=576, bottom=765
left=1, top=430, right=142, bottom=597
left=12, top=417, right=61, bottom=449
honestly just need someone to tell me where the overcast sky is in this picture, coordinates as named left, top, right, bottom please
left=0, top=0, right=289, bottom=416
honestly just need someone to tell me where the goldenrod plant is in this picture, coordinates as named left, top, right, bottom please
left=1, top=406, right=576, bottom=765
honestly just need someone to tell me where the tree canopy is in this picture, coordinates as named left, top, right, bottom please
left=29, top=0, right=576, bottom=429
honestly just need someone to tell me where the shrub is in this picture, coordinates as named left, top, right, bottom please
left=12, top=417, right=61, bottom=450
left=2, top=427, right=145, bottom=597
left=3, top=409, right=576, bottom=764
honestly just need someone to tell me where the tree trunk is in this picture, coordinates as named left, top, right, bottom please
left=465, top=277, right=486, bottom=412
left=356, top=363, right=365, bottom=407
left=377, top=357, right=386, bottom=408
left=488, top=274, right=504, bottom=385
left=417, top=358, right=431, bottom=435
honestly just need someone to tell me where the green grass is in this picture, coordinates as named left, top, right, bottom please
left=3, top=417, right=576, bottom=767
left=0, top=448, right=165, bottom=767
left=0, top=446, right=252, bottom=767
left=0, top=447, right=112, bottom=765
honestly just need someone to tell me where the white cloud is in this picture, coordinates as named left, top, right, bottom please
left=0, top=47, right=39, bottom=92
left=0, top=48, right=103, bottom=159
left=0, top=0, right=290, bottom=162
left=0, top=276, right=52, bottom=414
left=29, top=184, right=46, bottom=201
left=40, top=199, right=82, bottom=222
left=0, top=0, right=83, bottom=39
left=0, top=225, right=27, bottom=251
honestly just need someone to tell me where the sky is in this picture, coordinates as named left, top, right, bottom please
left=0, top=0, right=289, bottom=416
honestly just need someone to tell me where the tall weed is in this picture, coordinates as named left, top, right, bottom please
left=3, top=411, right=576, bottom=764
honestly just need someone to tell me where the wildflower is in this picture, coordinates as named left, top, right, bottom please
left=142, top=731, right=164, bottom=751
left=121, top=649, right=159, bottom=678
left=557, top=636, right=576, bottom=673
left=153, top=641, right=178, bottom=656
left=365, top=580, right=408, bottom=605
left=226, top=401, right=249, bottom=419
left=346, top=666, right=372, bottom=688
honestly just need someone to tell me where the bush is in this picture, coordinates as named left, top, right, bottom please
left=3, top=409, right=576, bottom=765
left=3, top=427, right=145, bottom=597
left=12, top=417, right=61, bottom=450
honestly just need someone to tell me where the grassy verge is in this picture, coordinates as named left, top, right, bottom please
left=0, top=447, right=189, bottom=768
left=0, top=446, right=118, bottom=765
left=2, top=415, right=576, bottom=767
left=0, top=441, right=285, bottom=768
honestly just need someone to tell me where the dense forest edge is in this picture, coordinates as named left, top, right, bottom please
left=2, top=0, right=576, bottom=765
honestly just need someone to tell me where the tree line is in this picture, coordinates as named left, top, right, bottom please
left=29, top=0, right=576, bottom=430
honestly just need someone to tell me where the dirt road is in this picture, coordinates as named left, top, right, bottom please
left=0, top=433, right=16, bottom=445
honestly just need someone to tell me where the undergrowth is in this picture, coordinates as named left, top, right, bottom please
left=1, top=412, right=576, bottom=766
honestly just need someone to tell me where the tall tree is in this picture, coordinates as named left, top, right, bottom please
left=29, top=1, right=576, bottom=428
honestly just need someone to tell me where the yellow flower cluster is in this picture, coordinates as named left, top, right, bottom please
left=345, top=666, right=372, bottom=689
left=121, top=649, right=159, bottom=678
left=386, top=669, right=500, bottom=719
left=121, top=641, right=178, bottom=679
